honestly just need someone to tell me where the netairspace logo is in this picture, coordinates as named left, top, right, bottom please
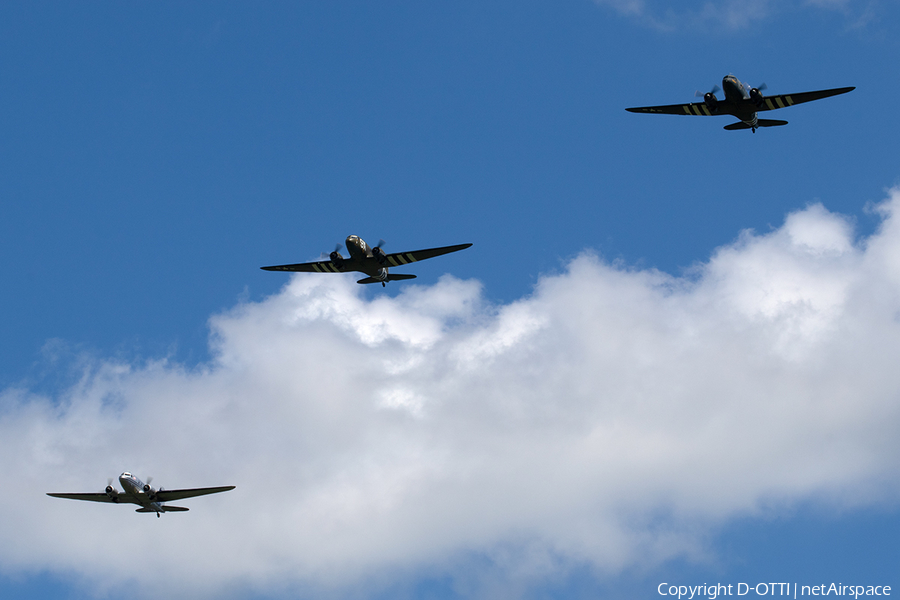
left=658, top=582, right=892, bottom=599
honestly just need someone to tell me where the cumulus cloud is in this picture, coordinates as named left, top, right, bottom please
left=4, top=189, right=900, bottom=598
left=593, top=0, right=867, bottom=31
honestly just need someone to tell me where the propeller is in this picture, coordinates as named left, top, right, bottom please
left=694, top=84, right=720, bottom=98
left=372, top=239, right=388, bottom=264
left=328, top=242, right=347, bottom=268
left=749, top=82, right=767, bottom=107
left=756, top=82, right=767, bottom=92
left=321, top=243, right=343, bottom=261
left=104, top=478, right=119, bottom=500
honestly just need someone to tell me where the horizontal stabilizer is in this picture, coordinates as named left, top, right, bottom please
left=135, top=506, right=189, bottom=513
left=724, top=119, right=788, bottom=131
left=356, top=274, right=418, bottom=285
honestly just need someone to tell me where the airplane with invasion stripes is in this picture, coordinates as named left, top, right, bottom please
left=626, top=75, right=854, bottom=132
left=261, top=235, right=472, bottom=286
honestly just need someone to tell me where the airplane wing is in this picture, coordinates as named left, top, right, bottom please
left=155, top=485, right=235, bottom=502
left=625, top=102, right=719, bottom=116
left=46, top=492, right=129, bottom=503
left=382, top=243, right=473, bottom=268
left=756, top=86, right=855, bottom=112
left=260, top=259, right=346, bottom=273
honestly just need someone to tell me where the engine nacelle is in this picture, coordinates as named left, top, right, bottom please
left=329, top=251, right=345, bottom=269
left=143, top=484, right=158, bottom=500
left=105, top=486, right=119, bottom=501
left=703, top=92, right=719, bottom=113
left=372, top=246, right=387, bottom=265
left=749, top=87, right=764, bottom=107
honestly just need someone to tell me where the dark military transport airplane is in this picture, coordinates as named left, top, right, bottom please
left=626, top=75, right=854, bottom=132
left=262, top=235, right=472, bottom=286
left=48, top=472, right=235, bottom=518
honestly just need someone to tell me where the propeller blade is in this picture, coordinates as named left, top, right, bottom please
left=376, top=239, right=386, bottom=249
left=695, top=85, right=720, bottom=98
left=146, top=476, right=153, bottom=486
left=757, top=82, right=767, bottom=92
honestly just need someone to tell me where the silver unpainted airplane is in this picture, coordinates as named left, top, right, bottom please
left=261, top=235, right=472, bottom=286
left=47, top=472, right=235, bottom=518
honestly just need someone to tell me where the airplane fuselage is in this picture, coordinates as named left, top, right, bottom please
left=113, top=472, right=165, bottom=515
left=341, top=235, right=389, bottom=281
left=722, top=75, right=749, bottom=103
left=721, top=75, right=760, bottom=130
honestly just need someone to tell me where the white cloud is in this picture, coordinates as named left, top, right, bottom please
left=3, top=190, right=900, bottom=598
left=593, top=0, right=867, bottom=31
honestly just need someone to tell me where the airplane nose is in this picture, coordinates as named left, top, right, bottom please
left=346, top=235, right=366, bottom=253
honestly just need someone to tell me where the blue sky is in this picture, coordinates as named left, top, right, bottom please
left=1, top=1, right=898, bottom=599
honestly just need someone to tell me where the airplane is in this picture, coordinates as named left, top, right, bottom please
left=261, top=235, right=473, bottom=286
left=626, top=75, right=854, bottom=132
left=47, top=472, right=235, bottom=518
